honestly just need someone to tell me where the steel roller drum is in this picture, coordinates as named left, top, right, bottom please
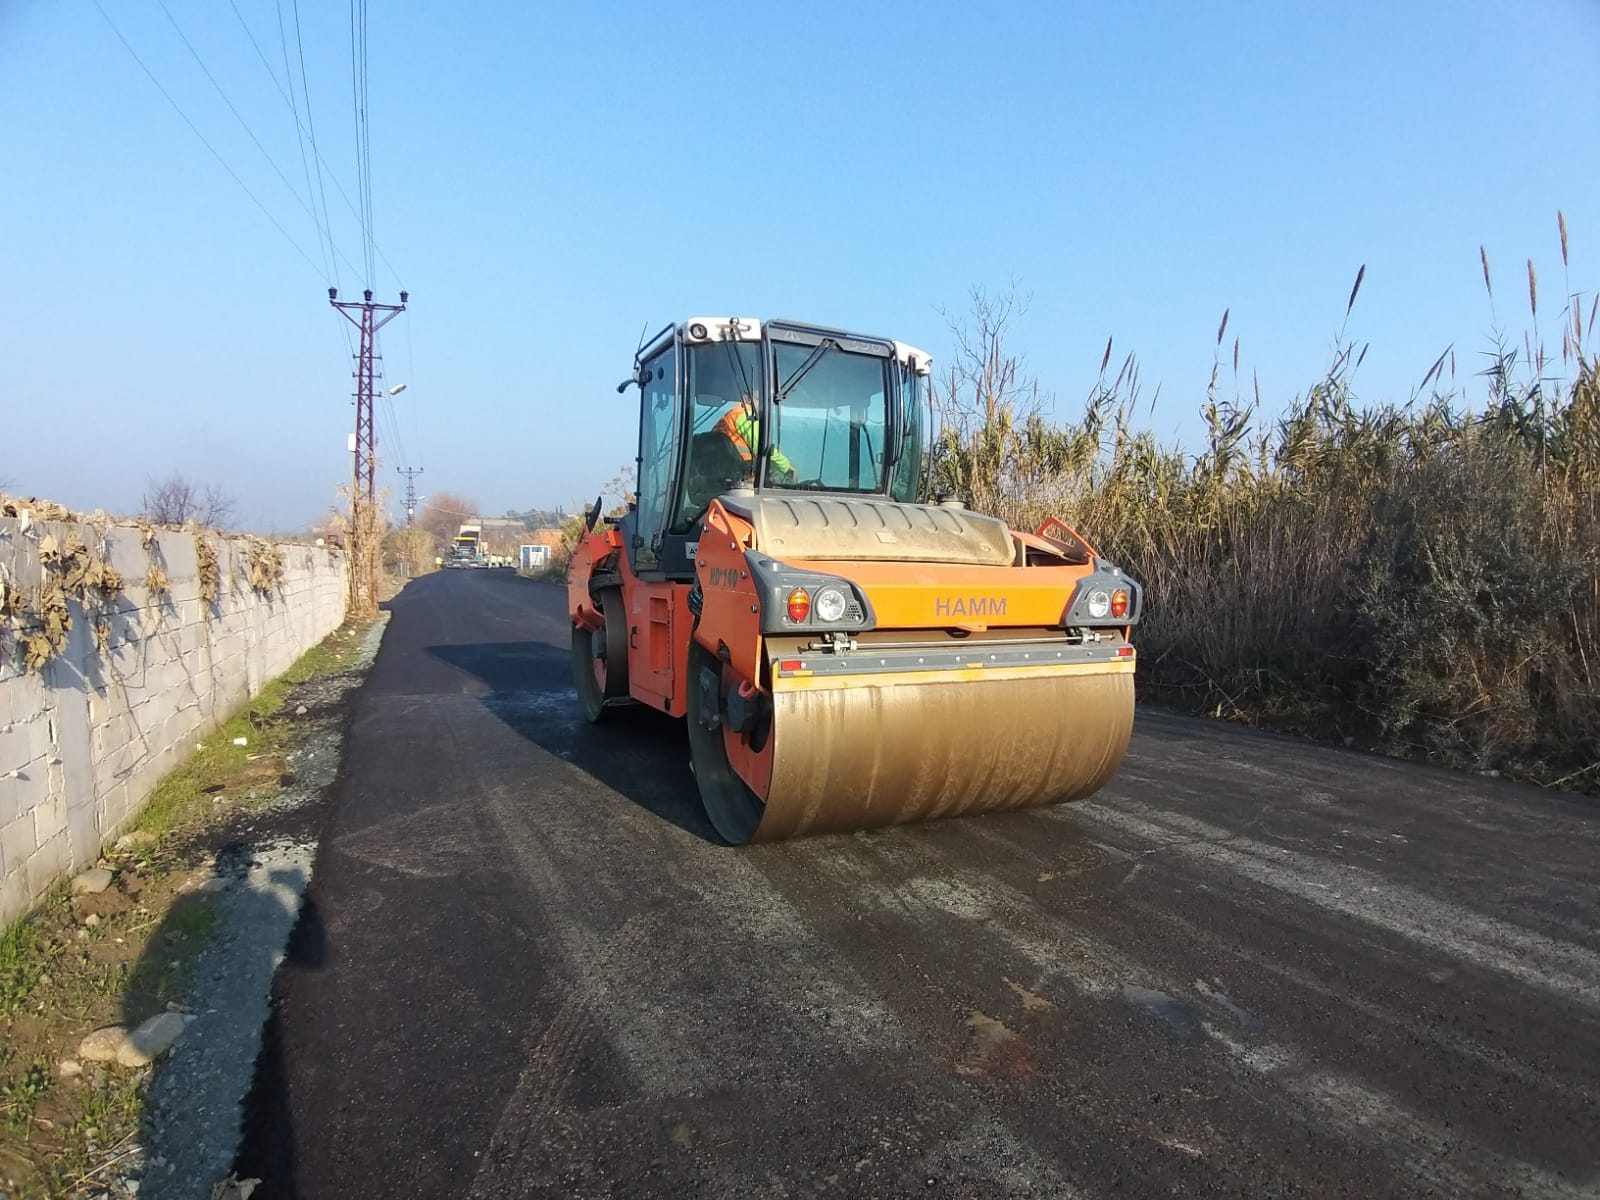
left=747, top=661, right=1134, bottom=842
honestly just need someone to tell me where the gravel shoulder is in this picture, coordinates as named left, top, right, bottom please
left=138, top=615, right=387, bottom=1200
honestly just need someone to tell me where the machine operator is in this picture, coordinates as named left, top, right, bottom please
left=713, top=393, right=797, bottom=483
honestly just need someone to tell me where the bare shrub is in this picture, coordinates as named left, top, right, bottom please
left=141, top=473, right=236, bottom=529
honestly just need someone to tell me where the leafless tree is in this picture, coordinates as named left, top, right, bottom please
left=414, top=491, right=480, bottom=546
left=141, top=472, right=237, bottom=528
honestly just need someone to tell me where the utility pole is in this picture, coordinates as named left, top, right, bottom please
left=329, top=286, right=406, bottom=614
left=397, top=466, right=423, bottom=525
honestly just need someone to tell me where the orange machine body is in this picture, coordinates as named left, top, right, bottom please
left=569, top=505, right=1134, bottom=727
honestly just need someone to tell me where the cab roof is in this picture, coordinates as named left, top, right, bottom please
left=643, top=317, right=932, bottom=376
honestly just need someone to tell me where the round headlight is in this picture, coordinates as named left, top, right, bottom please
left=1086, top=589, right=1111, bottom=619
left=688, top=322, right=708, bottom=340
left=814, top=586, right=848, bottom=623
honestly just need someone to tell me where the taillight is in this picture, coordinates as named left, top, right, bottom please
left=1111, top=589, right=1130, bottom=618
left=787, top=587, right=811, bottom=622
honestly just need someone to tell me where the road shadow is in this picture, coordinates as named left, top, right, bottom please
left=121, top=841, right=326, bottom=1200
left=227, top=885, right=326, bottom=1199
left=425, top=640, right=720, bottom=842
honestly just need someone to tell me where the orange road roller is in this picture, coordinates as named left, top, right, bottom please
left=568, top=317, right=1141, bottom=843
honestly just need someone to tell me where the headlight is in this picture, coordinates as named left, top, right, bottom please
left=1087, top=589, right=1111, bottom=619
left=813, top=586, right=848, bottom=623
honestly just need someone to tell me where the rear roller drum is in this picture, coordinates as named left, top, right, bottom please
left=572, top=589, right=630, bottom=723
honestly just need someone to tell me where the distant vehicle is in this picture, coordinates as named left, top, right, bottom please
left=447, top=522, right=485, bottom=568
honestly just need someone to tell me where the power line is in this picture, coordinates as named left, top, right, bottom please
left=289, top=0, right=351, bottom=289
left=154, top=0, right=362, bottom=283
left=90, top=0, right=327, bottom=281
left=227, top=0, right=333, bottom=283
left=243, top=0, right=407, bottom=291
left=362, top=0, right=375, bottom=287
left=348, top=0, right=376, bottom=288
left=349, top=1, right=362, bottom=281
left=227, top=0, right=290, bottom=98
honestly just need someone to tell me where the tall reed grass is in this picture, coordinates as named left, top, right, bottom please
left=931, top=224, right=1598, bottom=792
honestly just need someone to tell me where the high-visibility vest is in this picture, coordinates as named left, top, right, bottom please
left=714, top=407, right=793, bottom=475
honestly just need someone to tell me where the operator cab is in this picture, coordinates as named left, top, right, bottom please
left=620, top=317, right=933, bottom=579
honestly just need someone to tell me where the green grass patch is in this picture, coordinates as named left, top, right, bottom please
left=0, top=1061, right=49, bottom=1133
left=0, top=919, right=50, bottom=1020
left=133, top=617, right=376, bottom=837
left=41, top=1075, right=145, bottom=1197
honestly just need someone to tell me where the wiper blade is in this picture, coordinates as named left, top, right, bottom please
left=724, top=337, right=754, bottom=403
left=778, top=337, right=838, bottom=400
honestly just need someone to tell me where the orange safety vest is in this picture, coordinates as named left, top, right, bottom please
left=713, top=407, right=793, bottom=474
left=713, top=406, right=758, bottom=459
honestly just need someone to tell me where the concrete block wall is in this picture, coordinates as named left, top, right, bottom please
left=0, top=518, right=347, bottom=925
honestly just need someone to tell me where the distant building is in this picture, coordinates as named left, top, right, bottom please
left=528, top=527, right=565, bottom=550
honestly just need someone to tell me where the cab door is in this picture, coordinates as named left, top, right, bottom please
left=632, top=337, right=682, bottom=572
left=627, top=335, right=687, bottom=712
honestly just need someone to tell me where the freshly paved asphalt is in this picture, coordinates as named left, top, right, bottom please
left=236, top=568, right=1600, bottom=1198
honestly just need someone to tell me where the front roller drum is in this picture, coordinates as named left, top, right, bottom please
left=686, top=641, right=772, bottom=843
left=688, top=648, right=1135, bottom=843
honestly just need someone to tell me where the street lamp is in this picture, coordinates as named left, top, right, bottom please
left=387, top=383, right=407, bottom=396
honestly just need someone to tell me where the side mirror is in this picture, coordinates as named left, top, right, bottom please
left=586, top=495, right=604, bottom=531
left=616, top=364, right=652, bottom=394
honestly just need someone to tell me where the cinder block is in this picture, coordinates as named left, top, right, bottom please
left=157, top=530, right=199, bottom=582
left=162, top=709, right=200, bottom=757
left=145, top=687, right=184, bottom=730
left=24, top=832, right=69, bottom=901
left=52, top=688, right=95, bottom=814
left=102, top=780, right=131, bottom=829
left=90, top=756, right=119, bottom=802
left=1, top=519, right=46, bottom=589
left=0, top=813, right=34, bottom=878
left=167, top=586, right=201, bottom=617
left=113, top=678, right=149, bottom=716
left=25, top=709, right=53, bottom=764
left=177, top=622, right=205, bottom=655
left=64, top=787, right=99, bottom=869
left=0, top=867, right=29, bottom=928
left=32, top=791, right=67, bottom=848
left=183, top=646, right=210, bottom=683
left=98, top=704, right=137, bottom=749
left=104, top=527, right=150, bottom=583
left=0, top=716, right=34, bottom=778
left=5, top=758, right=50, bottom=824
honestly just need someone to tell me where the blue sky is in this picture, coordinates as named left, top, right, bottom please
left=3, top=0, right=1596, bottom=530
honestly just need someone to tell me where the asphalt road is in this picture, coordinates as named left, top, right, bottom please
left=236, top=568, right=1600, bottom=1199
